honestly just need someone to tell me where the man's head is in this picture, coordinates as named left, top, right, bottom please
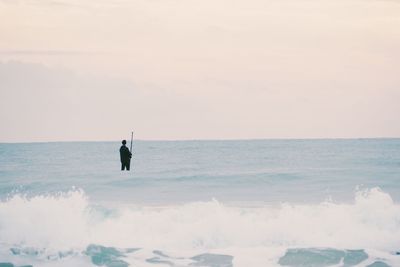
left=122, top=140, right=127, bottom=145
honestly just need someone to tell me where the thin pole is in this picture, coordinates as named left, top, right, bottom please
left=130, top=131, right=133, bottom=152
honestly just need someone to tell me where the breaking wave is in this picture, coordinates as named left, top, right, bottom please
left=0, top=187, right=399, bottom=266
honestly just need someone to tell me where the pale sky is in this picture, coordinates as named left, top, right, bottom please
left=0, top=0, right=399, bottom=142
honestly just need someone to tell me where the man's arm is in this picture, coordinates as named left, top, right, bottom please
left=123, top=147, right=132, bottom=158
left=119, top=147, right=124, bottom=161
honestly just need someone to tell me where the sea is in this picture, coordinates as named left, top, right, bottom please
left=0, top=139, right=399, bottom=267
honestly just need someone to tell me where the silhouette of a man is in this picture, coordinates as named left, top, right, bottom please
left=120, top=140, right=132, bottom=171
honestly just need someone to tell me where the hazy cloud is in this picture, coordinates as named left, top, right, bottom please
left=0, top=0, right=399, bottom=141
left=0, top=0, right=131, bottom=8
left=0, top=61, right=134, bottom=141
left=0, top=0, right=70, bottom=6
left=0, top=61, right=210, bottom=141
left=0, top=50, right=107, bottom=56
left=1, top=60, right=399, bottom=142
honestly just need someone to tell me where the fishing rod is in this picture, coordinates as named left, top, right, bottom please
left=130, top=131, right=133, bottom=153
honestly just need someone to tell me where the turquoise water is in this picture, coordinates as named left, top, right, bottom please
left=0, top=139, right=399, bottom=266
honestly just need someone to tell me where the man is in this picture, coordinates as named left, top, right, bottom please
left=120, top=140, right=132, bottom=171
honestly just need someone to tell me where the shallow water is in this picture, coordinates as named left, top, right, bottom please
left=0, top=139, right=399, bottom=266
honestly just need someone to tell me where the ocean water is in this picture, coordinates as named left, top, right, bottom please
left=0, top=139, right=399, bottom=267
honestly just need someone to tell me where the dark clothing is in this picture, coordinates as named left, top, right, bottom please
left=121, top=160, right=130, bottom=171
left=120, top=145, right=132, bottom=171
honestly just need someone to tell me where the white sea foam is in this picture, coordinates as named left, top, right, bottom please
left=0, top=187, right=399, bottom=266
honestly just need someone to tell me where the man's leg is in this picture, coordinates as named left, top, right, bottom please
left=121, top=162, right=126, bottom=171
left=126, top=160, right=130, bottom=171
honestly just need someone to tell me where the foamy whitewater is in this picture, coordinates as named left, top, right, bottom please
left=0, top=139, right=399, bottom=267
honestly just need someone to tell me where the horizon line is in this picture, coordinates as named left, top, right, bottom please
left=1, top=137, right=399, bottom=144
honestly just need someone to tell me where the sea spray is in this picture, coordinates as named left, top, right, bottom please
left=0, top=188, right=399, bottom=266
left=0, top=189, right=90, bottom=252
